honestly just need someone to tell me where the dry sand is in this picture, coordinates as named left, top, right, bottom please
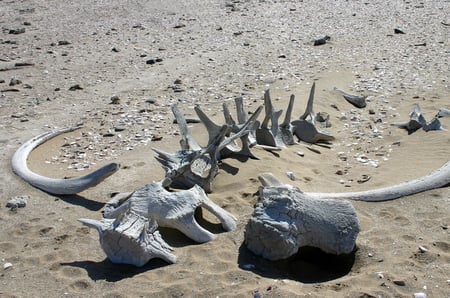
left=1, top=0, right=449, bottom=297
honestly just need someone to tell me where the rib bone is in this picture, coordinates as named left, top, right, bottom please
left=11, top=126, right=119, bottom=195
left=306, top=160, right=450, bottom=201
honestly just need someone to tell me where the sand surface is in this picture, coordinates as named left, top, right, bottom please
left=1, top=0, right=449, bottom=297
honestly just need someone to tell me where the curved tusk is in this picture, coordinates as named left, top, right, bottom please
left=306, top=160, right=450, bottom=202
left=11, top=126, right=119, bottom=195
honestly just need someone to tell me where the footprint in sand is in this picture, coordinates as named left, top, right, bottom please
left=68, top=279, right=93, bottom=291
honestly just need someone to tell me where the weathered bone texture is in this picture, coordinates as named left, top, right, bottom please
left=154, top=104, right=261, bottom=192
left=221, top=97, right=260, bottom=159
left=11, top=126, right=119, bottom=195
left=334, top=87, right=367, bottom=108
left=103, top=181, right=237, bottom=243
left=79, top=210, right=177, bottom=266
left=392, top=104, right=442, bottom=134
left=291, top=83, right=335, bottom=144
left=245, top=173, right=360, bottom=260
left=306, top=160, right=450, bottom=202
left=256, top=90, right=285, bottom=148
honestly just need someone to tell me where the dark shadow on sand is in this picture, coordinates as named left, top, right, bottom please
left=61, top=258, right=172, bottom=282
left=54, top=194, right=105, bottom=211
left=237, top=243, right=356, bottom=283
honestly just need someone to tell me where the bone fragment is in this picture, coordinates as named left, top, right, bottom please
left=392, top=104, right=443, bottom=134
left=334, top=87, right=367, bottom=108
left=245, top=173, right=360, bottom=260
left=11, top=126, right=119, bottom=195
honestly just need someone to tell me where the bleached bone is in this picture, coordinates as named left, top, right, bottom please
left=306, top=159, right=450, bottom=202
left=392, top=104, right=442, bottom=134
left=255, top=89, right=284, bottom=148
left=79, top=210, right=176, bottom=266
left=245, top=173, right=360, bottom=261
left=221, top=98, right=259, bottom=159
left=291, top=83, right=335, bottom=144
left=103, top=181, right=237, bottom=243
left=436, top=108, right=450, bottom=118
left=334, top=87, right=367, bottom=108
left=154, top=104, right=262, bottom=192
left=11, top=126, right=119, bottom=195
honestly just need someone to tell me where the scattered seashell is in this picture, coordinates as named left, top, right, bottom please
left=296, top=151, right=305, bottom=157
left=413, top=293, right=426, bottom=298
left=6, top=195, right=29, bottom=209
left=286, top=171, right=296, bottom=181
left=393, top=280, right=405, bottom=286
left=418, top=246, right=428, bottom=253
left=3, top=262, right=13, bottom=270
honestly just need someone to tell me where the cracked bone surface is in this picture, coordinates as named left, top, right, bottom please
left=11, top=126, right=119, bottom=195
left=153, top=104, right=261, bottom=192
left=291, top=83, right=335, bottom=144
left=244, top=173, right=360, bottom=261
left=103, top=181, right=237, bottom=243
left=79, top=210, right=177, bottom=267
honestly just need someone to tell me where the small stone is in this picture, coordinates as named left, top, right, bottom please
left=296, top=151, right=305, bottom=157
left=413, top=293, right=426, bottom=298
left=146, top=59, right=156, bottom=65
left=111, top=47, right=120, bottom=52
left=313, top=35, right=330, bottom=46
left=6, top=195, right=29, bottom=209
left=3, top=262, right=13, bottom=270
left=9, top=28, right=25, bottom=34
left=58, top=40, right=71, bottom=45
left=335, top=169, right=344, bottom=175
left=145, top=98, right=157, bottom=104
left=174, top=79, right=183, bottom=85
left=103, top=132, right=115, bottom=137
left=9, top=78, right=22, bottom=86
left=394, top=28, right=405, bottom=34
left=69, top=84, right=83, bottom=91
left=110, top=95, right=120, bottom=104
left=114, top=126, right=126, bottom=132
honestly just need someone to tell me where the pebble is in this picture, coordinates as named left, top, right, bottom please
left=296, top=151, right=304, bottom=157
left=9, top=78, right=22, bottom=86
left=286, top=171, right=296, bottom=181
left=145, top=98, right=157, bottom=104
left=6, top=195, right=29, bottom=209
left=69, top=84, right=83, bottom=91
left=418, top=246, right=428, bottom=253
left=110, top=95, right=121, bottom=104
left=393, top=280, right=405, bottom=286
left=9, top=28, right=25, bottom=34
left=3, top=262, right=13, bottom=270
left=413, top=293, right=426, bottom=298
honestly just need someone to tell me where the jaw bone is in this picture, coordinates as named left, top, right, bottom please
left=291, top=83, right=335, bottom=144
left=154, top=104, right=262, bottom=192
left=11, top=126, right=119, bottom=195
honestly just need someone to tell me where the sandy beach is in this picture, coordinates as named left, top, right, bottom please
left=1, top=0, right=449, bottom=297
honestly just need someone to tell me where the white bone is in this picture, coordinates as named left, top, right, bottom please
left=11, top=126, right=119, bottom=195
left=103, top=181, right=237, bottom=243
left=79, top=210, right=177, bottom=266
left=245, top=173, right=360, bottom=260
left=292, top=83, right=335, bottom=143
